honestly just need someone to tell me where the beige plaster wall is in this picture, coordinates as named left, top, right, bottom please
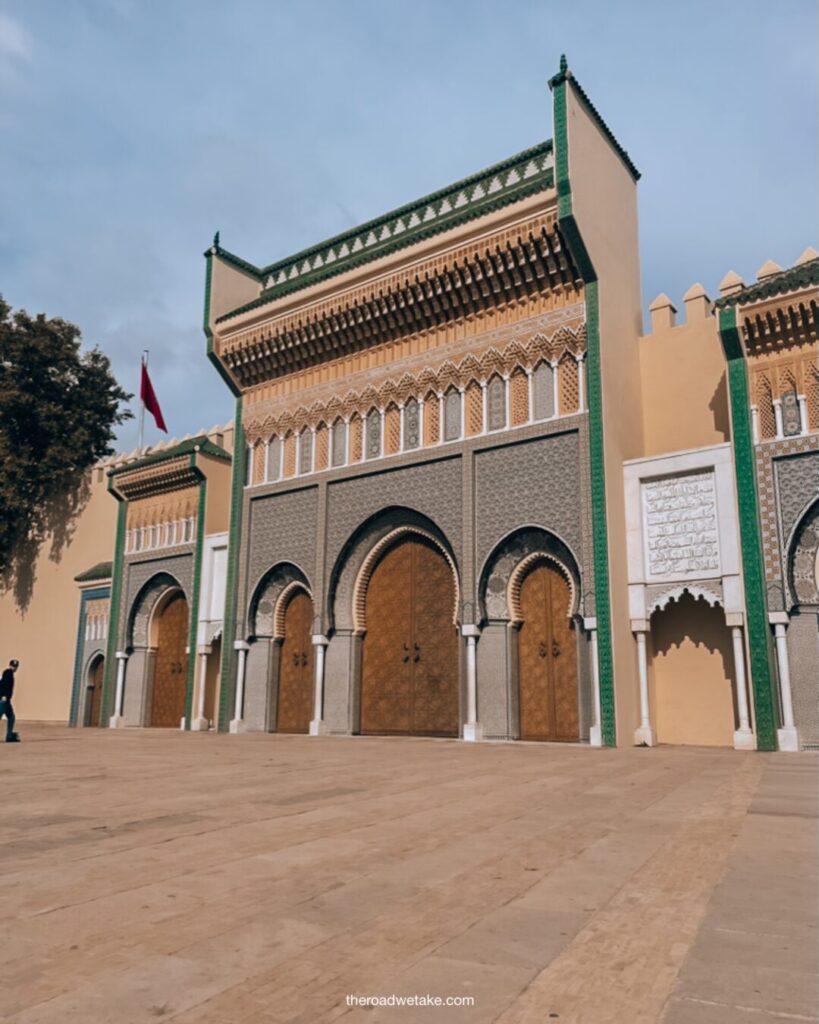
left=649, top=594, right=737, bottom=747
left=201, top=457, right=232, bottom=536
left=639, top=296, right=730, bottom=456
left=563, top=79, right=644, bottom=743
left=0, top=468, right=117, bottom=723
left=209, top=255, right=260, bottom=326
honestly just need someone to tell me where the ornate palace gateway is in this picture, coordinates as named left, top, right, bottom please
left=4, top=58, right=816, bottom=751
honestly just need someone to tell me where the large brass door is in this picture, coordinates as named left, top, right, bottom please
left=150, top=593, right=189, bottom=728
left=86, top=657, right=104, bottom=727
left=277, top=590, right=313, bottom=734
left=518, top=562, right=579, bottom=741
left=361, top=536, right=459, bottom=737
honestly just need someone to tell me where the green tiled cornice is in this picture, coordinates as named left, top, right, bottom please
left=715, top=257, right=819, bottom=309
left=214, top=141, right=555, bottom=321
left=548, top=54, right=640, bottom=183
left=74, top=561, right=113, bottom=583
left=108, top=436, right=230, bottom=477
left=718, top=307, right=779, bottom=751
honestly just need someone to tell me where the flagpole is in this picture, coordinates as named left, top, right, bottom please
left=138, top=350, right=148, bottom=454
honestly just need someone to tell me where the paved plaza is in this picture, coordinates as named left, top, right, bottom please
left=2, top=728, right=817, bottom=1023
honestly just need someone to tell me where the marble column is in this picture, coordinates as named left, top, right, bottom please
left=729, top=625, right=754, bottom=750
left=461, top=625, right=483, bottom=741
left=229, top=640, right=250, bottom=733
left=773, top=397, right=784, bottom=439
left=772, top=616, right=799, bottom=751
left=109, top=651, right=128, bottom=728
left=309, top=635, right=329, bottom=736
left=585, top=617, right=602, bottom=747
left=192, top=645, right=211, bottom=731
left=633, top=629, right=655, bottom=746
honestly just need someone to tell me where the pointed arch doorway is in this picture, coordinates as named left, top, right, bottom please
left=150, top=591, right=189, bottom=728
left=360, top=534, right=459, bottom=737
left=517, top=559, right=579, bottom=741
left=276, top=588, right=314, bottom=734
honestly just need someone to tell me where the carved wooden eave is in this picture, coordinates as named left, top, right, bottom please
left=214, top=212, right=581, bottom=390
left=110, top=456, right=202, bottom=501
left=738, top=288, right=819, bottom=354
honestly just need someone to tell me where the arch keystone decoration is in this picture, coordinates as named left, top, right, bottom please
left=352, top=526, right=460, bottom=633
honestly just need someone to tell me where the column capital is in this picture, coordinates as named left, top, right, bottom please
left=233, top=640, right=251, bottom=651
left=583, top=616, right=597, bottom=631
left=460, top=624, right=481, bottom=638
left=725, top=612, right=744, bottom=628
left=768, top=611, right=790, bottom=626
left=115, top=651, right=129, bottom=661
left=630, top=620, right=649, bottom=634
left=311, top=634, right=329, bottom=646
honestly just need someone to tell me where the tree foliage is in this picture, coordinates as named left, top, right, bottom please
left=0, top=296, right=131, bottom=606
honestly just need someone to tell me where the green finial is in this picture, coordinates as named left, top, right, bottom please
left=559, top=54, right=567, bottom=73
left=213, top=230, right=220, bottom=248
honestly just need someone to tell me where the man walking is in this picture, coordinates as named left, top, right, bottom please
left=0, top=660, right=20, bottom=743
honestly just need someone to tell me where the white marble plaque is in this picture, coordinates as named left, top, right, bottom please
left=642, top=471, right=720, bottom=578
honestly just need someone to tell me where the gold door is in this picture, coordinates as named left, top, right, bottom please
left=361, top=536, right=458, bottom=737
left=518, top=562, right=579, bottom=742
left=150, top=593, right=189, bottom=728
left=87, top=657, right=104, bottom=727
left=277, top=590, right=313, bottom=734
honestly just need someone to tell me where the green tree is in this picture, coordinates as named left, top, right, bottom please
left=0, top=296, right=131, bottom=607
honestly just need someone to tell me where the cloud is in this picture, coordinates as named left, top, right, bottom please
left=0, top=13, right=31, bottom=63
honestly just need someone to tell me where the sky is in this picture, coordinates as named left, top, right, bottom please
left=1, top=0, right=816, bottom=451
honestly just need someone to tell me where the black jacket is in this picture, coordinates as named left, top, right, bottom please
left=0, top=669, right=14, bottom=700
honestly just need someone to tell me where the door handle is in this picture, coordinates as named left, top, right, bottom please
left=413, top=642, right=420, bottom=651
left=552, top=640, right=561, bottom=658
left=402, top=655, right=410, bottom=663
left=301, top=652, right=308, bottom=667
left=538, top=641, right=548, bottom=658
left=403, top=642, right=410, bottom=652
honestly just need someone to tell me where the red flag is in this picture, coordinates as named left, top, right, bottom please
left=140, top=363, right=168, bottom=433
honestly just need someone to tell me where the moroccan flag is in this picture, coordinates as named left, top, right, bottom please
left=140, top=362, right=168, bottom=432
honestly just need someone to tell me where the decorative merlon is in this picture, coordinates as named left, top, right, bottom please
left=756, top=259, right=782, bottom=280
left=682, top=282, right=711, bottom=321
left=719, top=270, right=744, bottom=296
left=795, top=246, right=819, bottom=266
left=648, top=293, right=676, bottom=330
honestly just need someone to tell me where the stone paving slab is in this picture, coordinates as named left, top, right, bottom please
left=2, top=728, right=817, bottom=1023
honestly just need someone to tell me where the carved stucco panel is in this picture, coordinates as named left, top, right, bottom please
left=475, top=431, right=582, bottom=580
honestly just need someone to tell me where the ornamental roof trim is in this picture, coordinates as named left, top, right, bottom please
left=74, top=561, right=113, bottom=583
left=715, top=257, right=819, bottom=309
left=107, top=436, right=231, bottom=477
left=548, top=55, right=640, bottom=183
left=213, top=140, right=555, bottom=322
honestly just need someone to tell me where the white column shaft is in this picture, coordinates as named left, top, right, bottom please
left=731, top=627, right=751, bottom=734
left=577, top=356, right=585, bottom=412
left=750, top=405, right=760, bottom=444
left=231, top=648, right=247, bottom=730
left=589, top=628, right=602, bottom=747
left=798, top=394, right=808, bottom=435
left=466, top=637, right=478, bottom=725
left=773, top=398, right=784, bottom=439
left=774, top=624, right=795, bottom=729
